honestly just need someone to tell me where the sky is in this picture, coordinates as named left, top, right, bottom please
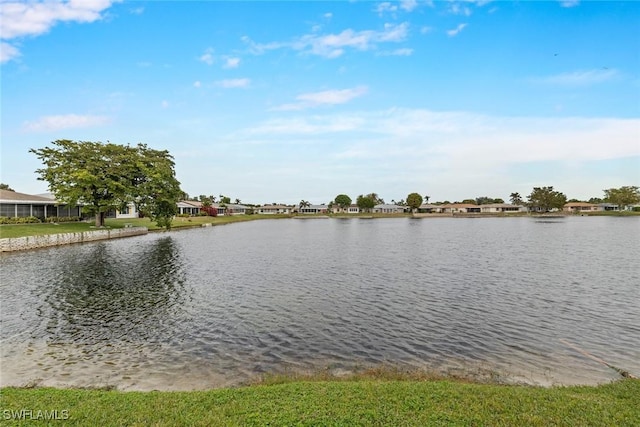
left=1, top=0, right=639, bottom=205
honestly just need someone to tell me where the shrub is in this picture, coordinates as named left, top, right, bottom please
left=0, top=216, right=42, bottom=224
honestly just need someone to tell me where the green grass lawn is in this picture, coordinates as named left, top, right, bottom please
left=0, top=215, right=291, bottom=239
left=1, top=379, right=638, bottom=426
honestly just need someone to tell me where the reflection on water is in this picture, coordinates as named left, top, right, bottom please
left=1, top=217, right=639, bottom=390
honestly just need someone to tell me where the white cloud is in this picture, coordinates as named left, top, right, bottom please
left=161, top=100, right=169, bottom=108
left=449, top=3, right=472, bottom=16
left=199, top=48, right=214, bottom=65
left=243, top=23, right=409, bottom=59
left=22, top=114, right=109, bottom=132
left=377, top=47, right=413, bottom=56
left=323, top=12, right=332, bottom=19
left=223, top=57, right=240, bottom=69
left=241, top=108, right=639, bottom=164
left=0, top=0, right=118, bottom=63
left=216, top=78, right=251, bottom=88
left=0, top=0, right=117, bottom=39
left=536, top=68, right=619, bottom=86
left=559, top=0, right=580, bottom=7
left=375, top=2, right=398, bottom=16
left=130, top=6, right=144, bottom=15
left=272, top=86, right=368, bottom=111
left=447, top=23, right=467, bottom=37
left=400, top=0, right=419, bottom=12
left=193, top=81, right=202, bottom=88
left=1, top=41, right=20, bottom=63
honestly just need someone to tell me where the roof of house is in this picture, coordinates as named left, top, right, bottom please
left=440, top=203, right=478, bottom=209
left=0, top=189, right=58, bottom=203
left=481, top=203, right=524, bottom=208
left=217, top=203, right=249, bottom=209
left=177, top=200, right=202, bottom=208
left=564, top=202, right=595, bottom=207
left=260, top=204, right=291, bottom=209
left=374, top=204, right=405, bottom=209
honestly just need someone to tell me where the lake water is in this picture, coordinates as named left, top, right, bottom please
left=1, top=216, right=639, bottom=390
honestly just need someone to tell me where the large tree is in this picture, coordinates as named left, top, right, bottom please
left=334, top=194, right=352, bottom=210
left=509, top=192, right=523, bottom=205
left=30, top=140, right=182, bottom=229
left=356, top=194, right=375, bottom=212
left=527, top=186, right=567, bottom=212
left=603, top=186, right=640, bottom=209
left=406, top=192, right=423, bottom=213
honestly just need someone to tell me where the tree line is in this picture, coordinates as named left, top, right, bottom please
left=8, top=140, right=640, bottom=230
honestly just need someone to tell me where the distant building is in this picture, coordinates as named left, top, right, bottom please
left=0, top=189, right=82, bottom=218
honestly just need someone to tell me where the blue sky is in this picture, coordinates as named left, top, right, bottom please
left=1, top=0, right=639, bottom=205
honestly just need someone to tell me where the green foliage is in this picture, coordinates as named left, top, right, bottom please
left=406, top=192, right=423, bottom=211
left=0, top=216, right=41, bottom=225
left=334, top=194, right=352, bottom=209
left=356, top=194, right=376, bottom=212
left=366, top=192, right=384, bottom=204
left=527, top=186, right=567, bottom=212
left=0, top=183, right=15, bottom=191
left=603, top=186, right=640, bottom=209
left=509, top=192, right=523, bottom=205
left=461, top=199, right=477, bottom=204
left=30, top=140, right=182, bottom=230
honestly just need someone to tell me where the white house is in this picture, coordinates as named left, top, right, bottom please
left=372, top=204, right=405, bottom=214
left=299, top=204, right=329, bottom=214
left=258, top=204, right=292, bottom=214
left=331, top=204, right=360, bottom=214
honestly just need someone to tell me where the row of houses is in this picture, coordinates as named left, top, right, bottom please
left=0, top=189, right=632, bottom=220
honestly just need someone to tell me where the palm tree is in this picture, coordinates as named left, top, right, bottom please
left=510, top=192, right=523, bottom=205
left=298, top=200, right=310, bottom=212
left=235, top=198, right=241, bottom=204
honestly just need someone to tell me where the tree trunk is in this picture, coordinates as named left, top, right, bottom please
left=95, top=211, right=105, bottom=227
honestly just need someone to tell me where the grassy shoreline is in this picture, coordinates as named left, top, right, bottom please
left=2, top=210, right=638, bottom=240
left=2, top=378, right=638, bottom=426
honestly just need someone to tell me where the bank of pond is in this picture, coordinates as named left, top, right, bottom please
left=2, top=378, right=638, bottom=426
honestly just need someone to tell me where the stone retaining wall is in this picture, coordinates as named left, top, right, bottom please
left=0, top=227, right=148, bottom=252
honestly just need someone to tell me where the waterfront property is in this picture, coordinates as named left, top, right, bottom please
left=177, top=200, right=202, bottom=215
left=372, top=203, right=405, bottom=214
left=332, top=204, right=361, bottom=214
left=563, top=202, right=620, bottom=213
left=0, top=189, right=82, bottom=219
left=298, top=204, right=329, bottom=214
left=479, top=203, right=527, bottom=213
left=258, top=204, right=293, bottom=214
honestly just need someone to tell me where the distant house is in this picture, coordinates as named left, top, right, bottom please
left=563, top=202, right=598, bottom=213
left=108, top=202, right=139, bottom=219
left=372, top=204, right=405, bottom=214
left=479, top=203, right=526, bottom=213
left=299, top=204, right=329, bottom=214
left=417, top=204, right=441, bottom=213
left=258, top=204, right=292, bottom=214
left=596, top=203, right=619, bottom=211
left=177, top=200, right=202, bottom=215
left=215, top=203, right=250, bottom=215
left=437, top=203, right=479, bottom=214
left=332, top=204, right=360, bottom=214
left=0, top=189, right=82, bottom=219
